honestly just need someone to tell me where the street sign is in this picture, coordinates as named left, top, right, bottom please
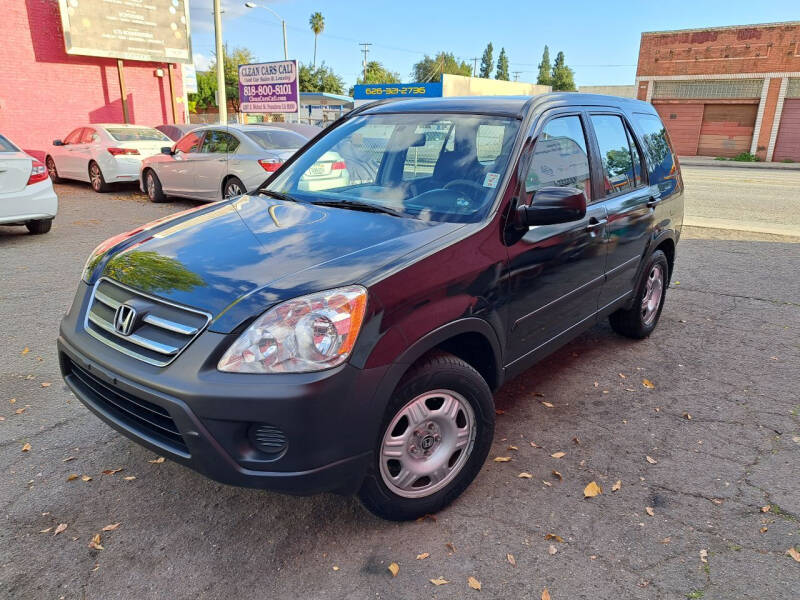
left=238, top=60, right=300, bottom=114
left=353, top=83, right=443, bottom=100
left=182, top=64, right=198, bottom=94
left=57, top=0, right=192, bottom=63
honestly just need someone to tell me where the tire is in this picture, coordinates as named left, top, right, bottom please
left=609, top=249, right=669, bottom=339
left=45, top=156, right=62, bottom=183
left=223, top=176, right=246, bottom=199
left=26, top=219, right=52, bottom=235
left=88, top=161, right=110, bottom=193
left=144, top=169, right=167, bottom=203
left=358, top=352, right=495, bottom=521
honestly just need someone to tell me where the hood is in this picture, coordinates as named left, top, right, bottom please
left=96, top=194, right=461, bottom=332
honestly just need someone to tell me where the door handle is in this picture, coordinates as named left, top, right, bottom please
left=586, top=217, right=607, bottom=231
left=647, top=197, right=661, bottom=208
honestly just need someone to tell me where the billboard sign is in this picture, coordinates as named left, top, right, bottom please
left=238, top=60, right=300, bottom=114
left=57, top=0, right=192, bottom=63
left=352, top=82, right=443, bottom=100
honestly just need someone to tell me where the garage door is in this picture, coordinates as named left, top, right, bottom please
left=653, top=103, right=703, bottom=156
left=772, top=98, right=800, bottom=162
left=697, top=104, right=757, bottom=158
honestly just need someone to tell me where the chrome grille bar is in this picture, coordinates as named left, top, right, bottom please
left=88, top=312, right=179, bottom=356
left=143, top=314, right=198, bottom=336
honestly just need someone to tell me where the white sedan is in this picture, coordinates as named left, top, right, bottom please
left=46, top=124, right=172, bottom=193
left=0, top=134, right=58, bottom=234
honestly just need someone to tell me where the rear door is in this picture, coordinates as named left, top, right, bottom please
left=586, top=111, right=655, bottom=309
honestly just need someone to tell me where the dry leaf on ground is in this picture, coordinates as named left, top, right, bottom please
left=88, top=533, right=104, bottom=550
left=761, top=505, right=771, bottom=513
left=102, top=468, right=123, bottom=475
left=645, top=507, right=655, bottom=517
left=430, top=578, right=449, bottom=586
left=612, top=480, right=622, bottom=492
left=541, top=401, right=554, bottom=408
left=416, top=552, right=429, bottom=560
left=530, top=441, right=541, bottom=448
left=544, top=533, right=564, bottom=543
left=15, top=407, right=26, bottom=415
left=416, top=513, right=437, bottom=523
left=62, top=456, right=76, bottom=462
left=642, top=379, right=655, bottom=389
left=81, top=475, right=92, bottom=482
left=542, top=480, right=552, bottom=487
left=584, top=481, right=602, bottom=498
left=494, top=456, right=511, bottom=462
left=148, top=457, right=165, bottom=464
left=67, top=474, right=79, bottom=481
left=552, top=470, right=563, bottom=481
left=53, top=523, right=67, bottom=536
left=542, top=588, right=551, bottom=600
left=467, top=576, right=481, bottom=590
left=39, top=527, right=52, bottom=533
left=786, top=547, right=800, bottom=562
left=507, top=553, right=516, bottom=566
left=550, top=452, right=565, bottom=459
left=21, top=347, right=30, bottom=356
left=446, top=542, right=456, bottom=553
left=41, top=382, right=51, bottom=388
left=699, top=549, right=708, bottom=563
left=683, top=413, right=692, bottom=420
left=21, top=443, right=31, bottom=452
left=548, top=544, right=558, bottom=555
left=102, top=523, right=121, bottom=531
left=388, top=562, right=399, bottom=577
left=518, top=472, right=532, bottom=479
left=332, top=566, right=339, bottom=571
left=646, top=456, right=657, bottom=464
left=507, top=445, right=518, bottom=451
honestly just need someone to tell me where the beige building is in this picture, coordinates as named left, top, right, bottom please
left=578, top=85, right=637, bottom=98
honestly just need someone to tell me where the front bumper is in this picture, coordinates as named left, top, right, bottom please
left=58, top=282, right=390, bottom=495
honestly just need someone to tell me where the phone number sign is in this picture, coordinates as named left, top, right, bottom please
left=239, top=60, right=299, bottom=113
left=353, top=82, right=443, bottom=100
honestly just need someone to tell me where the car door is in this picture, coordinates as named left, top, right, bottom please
left=585, top=112, right=655, bottom=309
left=71, top=127, right=99, bottom=182
left=505, top=111, right=608, bottom=365
left=193, top=129, right=232, bottom=200
left=158, top=130, right=204, bottom=196
left=55, top=128, right=84, bottom=177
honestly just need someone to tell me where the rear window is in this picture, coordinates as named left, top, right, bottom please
left=246, top=130, right=307, bottom=150
left=0, top=135, right=19, bottom=152
left=105, top=127, right=171, bottom=142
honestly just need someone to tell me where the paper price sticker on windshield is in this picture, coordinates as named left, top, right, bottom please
left=483, top=172, right=500, bottom=188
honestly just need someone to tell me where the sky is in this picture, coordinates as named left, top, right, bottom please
left=188, top=0, right=799, bottom=90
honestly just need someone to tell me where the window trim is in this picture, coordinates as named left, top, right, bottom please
left=586, top=110, right=650, bottom=199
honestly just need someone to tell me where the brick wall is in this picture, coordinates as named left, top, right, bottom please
left=0, top=0, right=185, bottom=155
left=637, top=22, right=800, bottom=78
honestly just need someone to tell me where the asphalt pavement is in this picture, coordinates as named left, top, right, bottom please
left=1, top=170, right=798, bottom=599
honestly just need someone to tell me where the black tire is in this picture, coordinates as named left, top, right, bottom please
left=88, top=161, right=110, bottom=193
left=26, top=219, right=52, bottom=235
left=144, top=169, right=167, bottom=203
left=45, top=156, right=62, bottom=183
left=609, top=249, right=669, bottom=339
left=358, top=352, right=495, bottom=521
left=223, top=176, right=246, bottom=199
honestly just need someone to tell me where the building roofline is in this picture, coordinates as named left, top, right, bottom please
left=641, top=20, right=800, bottom=36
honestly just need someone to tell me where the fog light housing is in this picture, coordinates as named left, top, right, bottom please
left=248, top=423, right=288, bottom=457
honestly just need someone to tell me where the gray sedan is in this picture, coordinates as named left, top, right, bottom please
left=139, top=124, right=309, bottom=202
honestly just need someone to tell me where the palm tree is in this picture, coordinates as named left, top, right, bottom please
left=309, top=12, right=325, bottom=68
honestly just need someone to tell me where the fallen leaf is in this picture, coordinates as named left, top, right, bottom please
left=552, top=470, right=563, bottom=481
left=21, top=347, right=30, bottom=355
left=646, top=456, right=657, bottom=464
left=430, top=578, right=449, bottom=586
left=332, top=566, right=340, bottom=571
left=530, top=441, right=542, bottom=448
left=548, top=544, right=558, bottom=555
left=388, top=562, right=399, bottom=577
left=123, top=476, right=137, bottom=481
left=446, top=542, right=456, bottom=554
left=467, top=576, right=481, bottom=590
left=507, top=445, right=518, bottom=451
left=88, top=534, right=104, bottom=551
left=760, top=527, right=768, bottom=534
left=645, top=507, right=655, bottom=517
left=507, top=553, right=516, bottom=566
left=572, top=437, right=580, bottom=445
left=149, top=457, right=165, bottom=464
left=542, top=480, right=552, bottom=487
left=91, top=564, right=100, bottom=572
left=787, top=547, right=800, bottom=563
left=62, top=456, right=76, bottom=462
left=761, top=505, right=771, bottom=513
left=0, top=416, right=4, bottom=421
left=612, top=480, right=622, bottom=492
left=39, top=527, right=52, bottom=533
left=699, top=549, right=708, bottom=563
left=541, top=401, right=554, bottom=408
left=544, top=533, right=564, bottom=543
left=584, top=481, right=602, bottom=498
left=661, top=537, right=671, bottom=544
left=15, top=407, right=26, bottom=415
left=21, top=442, right=31, bottom=452
left=54, top=523, right=67, bottom=536
left=9, top=398, right=16, bottom=404
left=41, top=382, right=52, bottom=388
left=102, top=468, right=123, bottom=475
left=81, top=475, right=92, bottom=482
left=494, top=456, right=512, bottom=462
left=683, top=413, right=692, bottom=420
left=416, top=552, right=430, bottom=560
left=619, top=373, right=626, bottom=378
left=102, top=523, right=121, bottom=531
left=593, top=381, right=599, bottom=387
left=642, top=379, right=655, bottom=389
left=550, top=451, right=565, bottom=459
left=711, top=498, right=723, bottom=505
left=518, top=472, right=533, bottom=479
left=495, top=409, right=505, bottom=415
left=542, top=588, right=551, bottom=600
left=67, top=474, right=79, bottom=481
left=416, top=513, right=437, bottom=523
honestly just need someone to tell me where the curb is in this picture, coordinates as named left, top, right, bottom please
left=679, top=157, right=800, bottom=171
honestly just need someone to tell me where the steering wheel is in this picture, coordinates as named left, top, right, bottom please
left=443, top=179, right=486, bottom=195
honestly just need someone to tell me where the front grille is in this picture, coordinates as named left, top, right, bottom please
left=84, top=278, right=210, bottom=367
left=67, top=358, right=189, bottom=456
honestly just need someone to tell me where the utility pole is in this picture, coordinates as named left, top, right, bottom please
left=213, top=0, right=227, bottom=124
left=512, top=71, right=523, bottom=82
left=359, top=43, right=371, bottom=83
left=470, top=57, right=479, bottom=78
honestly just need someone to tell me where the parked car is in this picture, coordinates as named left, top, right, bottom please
left=58, top=94, right=683, bottom=520
left=0, top=133, right=57, bottom=234
left=154, top=123, right=199, bottom=142
left=46, top=125, right=172, bottom=192
left=139, top=124, right=320, bottom=202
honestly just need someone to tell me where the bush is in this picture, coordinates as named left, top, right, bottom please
left=731, top=152, right=759, bottom=162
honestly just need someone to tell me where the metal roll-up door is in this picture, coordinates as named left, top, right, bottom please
left=697, top=104, right=757, bottom=157
left=653, top=103, right=704, bottom=156
left=772, top=98, right=800, bottom=162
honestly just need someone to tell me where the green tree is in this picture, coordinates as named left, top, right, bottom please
left=102, top=251, right=205, bottom=295
left=479, top=42, right=493, bottom=78
left=537, top=45, right=552, bottom=86
left=495, top=47, right=509, bottom=81
left=357, top=61, right=401, bottom=85
left=411, top=52, right=471, bottom=82
left=309, top=12, right=325, bottom=68
left=188, top=46, right=255, bottom=113
left=191, top=70, right=217, bottom=109
left=550, top=51, right=576, bottom=91
left=299, top=62, right=344, bottom=94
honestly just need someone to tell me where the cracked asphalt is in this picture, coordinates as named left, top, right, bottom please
left=1, top=169, right=799, bottom=599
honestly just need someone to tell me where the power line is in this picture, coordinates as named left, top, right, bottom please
left=359, top=42, right=372, bottom=82
left=469, top=57, right=480, bottom=77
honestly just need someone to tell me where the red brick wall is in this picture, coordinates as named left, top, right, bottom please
left=637, top=22, right=800, bottom=77
left=0, top=0, right=185, bottom=155
left=754, top=77, right=783, bottom=159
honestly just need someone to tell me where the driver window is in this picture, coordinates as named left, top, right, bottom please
left=175, top=131, right=203, bottom=154
left=64, top=129, right=84, bottom=145
left=525, top=116, right=591, bottom=201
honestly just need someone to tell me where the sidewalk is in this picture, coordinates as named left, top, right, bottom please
left=679, top=156, right=800, bottom=170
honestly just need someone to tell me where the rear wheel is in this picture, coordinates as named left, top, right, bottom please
left=358, top=352, right=495, bottom=521
left=609, top=249, right=669, bottom=339
left=45, top=156, right=62, bottom=183
left=89, top=161, right=110, bottom=193
left=26, top=219, right=52, bottom=235
left=223, top=176, right=245, bottom=198
left=145, top=169, right=167, bottom=203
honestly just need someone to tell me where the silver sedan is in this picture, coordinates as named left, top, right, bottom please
left=139, top=124, right=313, bottom=203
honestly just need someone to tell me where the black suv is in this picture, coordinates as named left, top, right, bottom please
left=58, top=94, right=683, bottom=520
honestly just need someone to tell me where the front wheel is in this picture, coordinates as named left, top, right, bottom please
left=223, top=176, right=246, bottom=199
left=358, top=352, right=495, bottom=521
left=609, top=249, right=669, bottom=339
left=145, top=169, right=167, bottom=203
left=89, top=161, right=110, bottom=193
left=45, top=156, right=62, bottom=183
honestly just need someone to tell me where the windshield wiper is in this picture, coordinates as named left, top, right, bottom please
left=258, top=189, right=303, bottom=203
left=311, top=199, right=407, bottom=218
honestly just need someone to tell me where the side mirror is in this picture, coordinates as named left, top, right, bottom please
left=53, top=139, right=64, bottom=146
left=517, top=187, right=587, bottom=227
left=161, top=146, right=173, bottom=155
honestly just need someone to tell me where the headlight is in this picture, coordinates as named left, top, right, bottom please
left=218, top=285, right=368, bottom=374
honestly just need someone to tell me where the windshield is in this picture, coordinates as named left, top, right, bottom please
left=265, top=113, right=521, bottom=222
left=106, top=127, right=171, bottom=142
left=247, top=130, right=307, bottom=150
